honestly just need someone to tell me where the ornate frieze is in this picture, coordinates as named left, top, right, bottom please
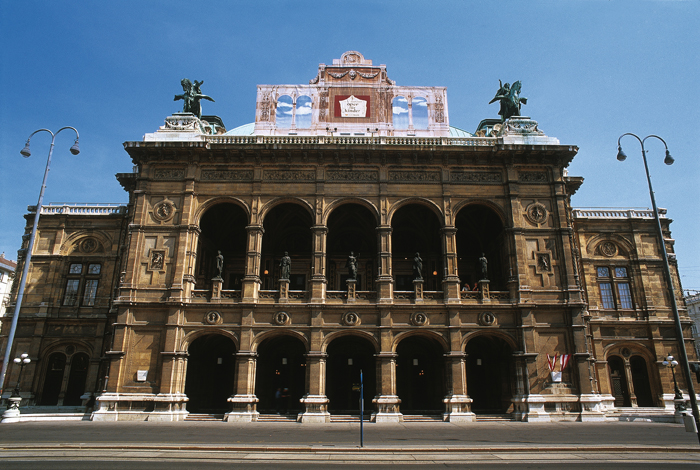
left=501, top=117, right=544, bottom=136
left=163, top=113, right=199, bottom=131
left=388, top=171, right=440, bottom=182
left=450, top=171, right=502, bottom=184
left=326, top=170, right=378, bottom=182
left=260, top=92, right=272, bottom=121
left=263, top=170, right=315, bottom=181
left=518, top=171, right=549, bottom=183
left=153, top=168, right=185, bottom=180
left=201, top=169, right=253, bottom=181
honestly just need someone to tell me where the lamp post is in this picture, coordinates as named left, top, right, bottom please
left=663, top=354, right=684, bottom=401
left=2, top=353, right=31, bottom=423
left=0, top=128, right=80, bottom=399
left=617, top=133, right=700, bottom=442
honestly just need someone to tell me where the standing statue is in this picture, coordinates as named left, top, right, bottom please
left=347, top=251, right=359, bottom=280
left=216, top=250, right=224, bottom=279
left=479, top=253, right=488, bottom=280
left=489, top=80, right=527, bottom=121
left=280, top=251, right=291, bottom=280
left=174, top=78, right=215, bottom=119
left=413, top=252, right=423, bottom=280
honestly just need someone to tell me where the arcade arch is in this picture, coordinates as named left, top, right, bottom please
left=184, top=334, right=236, bottom=413
left=326, top=335, right=377, bottom=414
left=196, top=202, right=248, bottom=290
left=39, top=347, right=91, bottom=406
left=396, top=335, right=445, bottom=414
left=255, top=335, right=307, bottom=414
left=326, top=203, right=378, bottom=291
left=465, top=335, right=514, bottom=413
left=455, top=204, right=507, bottom=290
left=391, top=203, right=442, bottom=291
left=260, top=203, right=313, bottom=291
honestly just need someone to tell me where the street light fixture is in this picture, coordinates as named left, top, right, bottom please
left=0, top=127, right=80, bottom=400
left=10, top=353, right=31, bottom=398
left=617, top=133, right=700, bottom=442
left=663, top=354, right=683, bottom=401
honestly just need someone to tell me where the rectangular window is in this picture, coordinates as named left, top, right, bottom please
left=63, top=279, right=80, bottom=306
left=600, top=282, right=615, bottom=309
left=617, top=282, right=633, bottom=309
left=69, top=263, right=83, bottom=274
left=82, top=280, right=99, bottom=306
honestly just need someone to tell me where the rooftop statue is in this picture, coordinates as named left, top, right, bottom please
left=489, top=80, right=527, bottom=121
left=174, top=79, right=215, bottom=119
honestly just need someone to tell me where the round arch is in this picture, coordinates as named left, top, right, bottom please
left=464, top=333, right=515, bottom=414
left=387, top=197, right=444, bottom=226
left=325, top=333, right=378, bottom=414
left=252, top=329, right=309, bottom=353
left=259, top=197, right=314, bottom=222
left=321, top=329, right=380, bottom=354
left=255, top=333, right=307, bottom=414
left=194, top=197, right=251, bottom=225
left=585, top=234, right=635, bottom=259
left=452, top=200, right=508, bottom=227
left=461, top=330, right=518, bottom=352
left=323, top=197, right=379, bottom=226
left=59, top=231, right=114, bottom=256
left=184, top=333, right=237, bottom=413
left=603, top=342, right=660, bottom=407
left=392, top=329, right=449, bottom=354
left=180, top=328, right=239, bottom=352
left=395, top=332, right=447, bottom=413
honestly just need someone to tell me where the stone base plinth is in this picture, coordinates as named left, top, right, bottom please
left=91, top=392, right=189, bottom=422
left=299, top=395, right=330, bottom=423
left=372, top=395, right=402, bottom=422
left=1, top=396, right=22, bottom=423
left=443, top=395, right=475, bottom=422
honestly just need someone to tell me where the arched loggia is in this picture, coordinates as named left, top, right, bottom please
left=455, top=204, right=506, bottom=290
left=326, top=335, right=377, bottom=415
left=196, top=203, right=248, bottom=290
left=391, top=203, right=442, bottom=291
left=255, top=335, right=307, bottom=414
left=326, top=203, right=377, bottom=291
left=465, top=335, right=514, bottom=414
left=396, top=335, right=445, bottom=414
left=184, top=334, right=237, bottom=413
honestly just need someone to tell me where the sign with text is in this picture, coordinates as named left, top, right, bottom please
left=334, top=95, right=370, bottom=118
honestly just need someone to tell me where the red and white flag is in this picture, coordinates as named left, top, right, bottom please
left=560, top=354, right=571, bottom=372
left=546, top=354, right=558, bottom=372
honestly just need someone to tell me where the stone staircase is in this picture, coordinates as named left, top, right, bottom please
left=401, top=414, right=444, bottom=422
left=184, top=413, right=225, bottom=421
left=475, top=414, right=514, bottom=422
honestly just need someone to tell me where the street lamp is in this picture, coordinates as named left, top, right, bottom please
left=663, top=354, right=683, bottom=401
left=0, top=127, right=80, bottom=399
left=10, top=353, right=31, bottom=398
left=617, top=133, right=700, bottom=442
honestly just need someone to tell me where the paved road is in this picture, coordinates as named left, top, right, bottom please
left=1, top=420, right=699, bottom=468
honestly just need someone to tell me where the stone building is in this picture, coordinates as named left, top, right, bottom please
left=2, top=52, right=697, bottom=423
left=0, top=254, right=17, bottom=320
left=686, top=291, right=700, bottom=360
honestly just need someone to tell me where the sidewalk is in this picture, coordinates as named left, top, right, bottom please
left=1, top=421, right=698, bottom=468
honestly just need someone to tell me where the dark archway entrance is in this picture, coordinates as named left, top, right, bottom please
left=40, top=352, right=66, bottom=405
left=391, top=204, right=443, bottom=291
left=260, top=203, right=313, bottom=291
left=455, top=204, right=506, bottom=290
left=466, top=335, right=513, bottom=413
left=608, top=355, right=630, bottom=407
left=326, top=204, right=377, bottom=291
left=185, top=334, right=236, bottom=413
left=255, top=335, right=307, bottom=414
left=396, top=335, right=445, bottom=414
left=64, top=353, right=89, bottom=406
left=630, top=356, right=655, bottom=407
left=196, top=203, right=248, bottom=290
left=326, top=335, right=377, bottom=414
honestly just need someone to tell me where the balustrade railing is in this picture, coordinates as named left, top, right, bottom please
left=40, top=203, right=126, bottom=215
left=573, top=208, right=666, bottom=219
left=205, top=134, right=496, bottom=147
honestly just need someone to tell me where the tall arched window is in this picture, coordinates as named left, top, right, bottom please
left=275, top=95, right=294, bottom=128
left=296, top=95, right=312, bottom=128
left=392, top=96, right=409, bottom=130
left=412, top=97, right=428, bottom=130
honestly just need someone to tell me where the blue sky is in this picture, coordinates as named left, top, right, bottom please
left=1, top=0, right=698, bottom=291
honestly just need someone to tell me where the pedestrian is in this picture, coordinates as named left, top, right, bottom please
left=274, top=387, right=282, bottom=414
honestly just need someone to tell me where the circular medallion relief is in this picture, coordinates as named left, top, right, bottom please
left=204, top=311, right=221, bottom=325
left=342, top=311, right=360, bottom=326
left=80, top=238, right=98, bottom=253
left=600, top=241, right=617, bottom=257
left=526, top=203, right=548, bottom=225
left=65, top=345, right=76, bottom=355
left=153, top=200, right=175, bottom=221
left=411, top=312, right=429, bottom=327
left=274, top=311, right=290, bottom=326
left=478, top=311, right=496, bottom=326
left=621, top=347, right=631, bottom=358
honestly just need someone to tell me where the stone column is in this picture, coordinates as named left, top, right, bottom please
left=376, top=226, right=393, bottom=303
left=300, top=351, right=330, bottom=423
left=278, top=278, right=289, bottom=303
left=242, top=225, right=264, bottom=302
left=225, top=350, right=259, bottom=422
left=346, top=279, right=356, bottom=302
left=310, top=225, right=327, bottom=303
left=211, top=276, right=223, bottom=300
left=441, top=226, right=460, bottom=303
left=413, top=279, right=424, bottom=302
left=623, top=358, right=638, bottom=407
left=443, top=351, right=475, bottom=422
left=373, top=352, right=402, bottom=422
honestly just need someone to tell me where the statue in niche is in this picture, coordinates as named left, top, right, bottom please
left=280, top=251, right=291, bottom=280
left=347, top=251, right=359, bottom=280
left=538, top=253, right=551, bottom=272
left=413, top=252, right=423, bottom=280
left=489, top=80, right=527, bottom=121
left=215, top=251, right=224, bottom=279
left=479, top=253, right=489, bottom=281
left=174, top=79, right=215, bottom=119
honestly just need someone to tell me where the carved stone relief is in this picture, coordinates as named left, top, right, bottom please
left=599, top=241, right=618, bottom=257
left=518, top=171, right=548, bottom=183
left=342, top=311, right=360, bottom=326
left=263, top=170, right=315, bottom=181
left=153, top=199, right=176, bottom=222
left=274, top=311, right=290, bottom=326
left=204, top=311, right=222, bottom=325
left=411, top=311, right=429, bottom=326
left=154, top=168, right=185, bottom=180
left=326, top=170, right=378, bottom=182
left=388, top=171, right=440, bottom=182
left=450, top=171, right=502, bottom=183
left=526, top=202, right=548, bottom=225
left=478, top=311, right=496, bottom=326
left=201, top=169, right=253, bottom=181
